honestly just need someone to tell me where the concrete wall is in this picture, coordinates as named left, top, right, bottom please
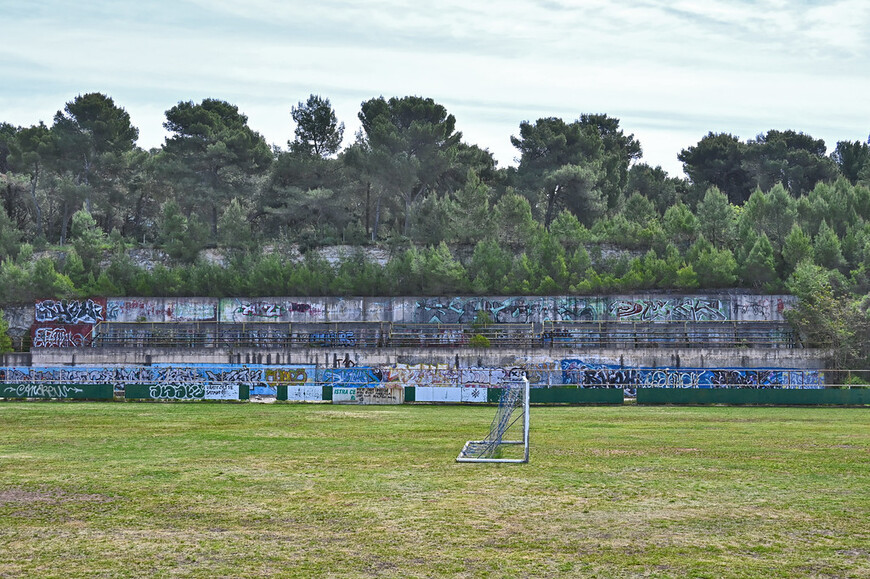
left=93, top=294, right=796, bottom=325
left=1, top=304, right=36, bottom=348
left=20, top=345, right=828, bottom=401
left=31, top=345, right=825, bottom=370
left=2, top=356, right=825, bottom=402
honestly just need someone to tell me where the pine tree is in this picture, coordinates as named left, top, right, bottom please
left=813, top=220, right=846, bottom=271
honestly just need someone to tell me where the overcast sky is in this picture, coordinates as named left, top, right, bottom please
left=2, top=0, right=869, bottom=177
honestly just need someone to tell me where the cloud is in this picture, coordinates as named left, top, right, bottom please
left=1, top=0, right=868, bottom=177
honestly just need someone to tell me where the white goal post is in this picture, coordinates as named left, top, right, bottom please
left=456, top=376, right=529, bottom=463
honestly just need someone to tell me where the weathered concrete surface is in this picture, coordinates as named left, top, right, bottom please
left=31, top=346, right=828, bottom=370
left=19, top=294, right=796, bottom=325
left=0, top=352, right=31, bottom=366
left=1, top=304, right=34, bottom=348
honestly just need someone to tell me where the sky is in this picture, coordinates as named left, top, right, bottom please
left=1, top=0, right=869, bottom=177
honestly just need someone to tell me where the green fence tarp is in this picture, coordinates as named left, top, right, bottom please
left=636, top=388, right=870, bottom=405
left=484, top=387, right=623, bottom=404
left=126, top=384, right=247, bottom=401
left=322, top=386, right=333, bottom=401
left=404, top=387, right=415, bottom=402
left=0, top=383, right=113, bottom=400
left=531, top=388, right=624, bottom=404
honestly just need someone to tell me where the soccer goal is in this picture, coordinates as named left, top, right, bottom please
left=456, top=375, right=529, bottom=463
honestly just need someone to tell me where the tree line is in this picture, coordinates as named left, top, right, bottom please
left=0, top=92, right=868, bottom=364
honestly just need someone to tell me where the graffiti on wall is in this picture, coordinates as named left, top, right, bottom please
left=148, top=384, right=206, bottom=399
left=732, top=297, right=788, bottom=321
left=40, top=294, right=796, bottom=325
left=0, top=365, right=316, bottom=398
left=106, top=299, right=218, bottom=322
left=35, top=298, right=105, bottom=324
left=609, top=298, right=728, bottom=322
left=265, top=368, right=309, bottom=385
left=32, top=324, right=92, bottom=348
left=235, top=301, right=287, bottom=318
left=170, top=302, right=218, bottom=322
left=2, top=383, right=84, bottom=398
left=320, top=367, right=383, bottom=387
left=561, top=359, right=822, bottom=395
left=413, top=297, right=599, bottom=324
left=223, top=299, right=324, bottom=322
left=1, top=357, right=823, bottom=401
left=308, top=331, right=356, bottom=347
left=106, top=299, right=166, bottom=321
left=385, top=364, right=456, bottom=388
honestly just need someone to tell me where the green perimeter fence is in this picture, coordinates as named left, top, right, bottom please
left=1, top=385, right=869, bottom=405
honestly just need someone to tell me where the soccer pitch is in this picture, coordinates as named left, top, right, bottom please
left=0, top=403, right=867, bottom=577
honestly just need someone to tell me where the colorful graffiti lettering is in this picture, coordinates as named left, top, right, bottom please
left=32, top=325, right=91, bottom=348
left=235, top=302, right=286, bottom=318
left=414, top=297, right=555, bottom=324
left=265, top=368, right=309, bottom=385
left=170, top=302, right=216, bottom=321
left=35, top=298, right=105, bottom=324
left=148, top=384, right=206, bottom=399
left=2, top=384, right=84, bottom=398
left=308, top=331, right=356, bottom=347
left=320, top=367, right=382, bottom=386
left=0, top=360, right=823, bottom=402
left=561, top=359, right=822, bottom=395
left=609, top=298, right=728, bottom=322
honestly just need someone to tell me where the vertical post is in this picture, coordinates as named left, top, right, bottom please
left=523, top=375, right=530, bottom=463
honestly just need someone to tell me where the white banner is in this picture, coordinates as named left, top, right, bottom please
left=332, top=387, right=357, bottom=403
left=461, top=387, right=488, bottom=403
left=204, top=384, right=240, bottom=400
left=415, top=386, right=462, bottom=402
left=286, top=385, right=323, bottom=401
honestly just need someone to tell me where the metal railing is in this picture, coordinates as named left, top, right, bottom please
left=90, top=321, right=391, bottom=349
left=541, top=321, right=798, bottom=349
left=388, top=323, right=537, bottom=348
left=81, top=320, right=800, bottom=349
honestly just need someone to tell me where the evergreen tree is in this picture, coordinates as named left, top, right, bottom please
left=289, top=94, right=345, bottom=158
left=782, top=223, right=814, bottom=274
left=217, top=198, right=253, bottom=249
left=813, top=220, right=846, bottom=271
left=493, top=193, right=538, bottom=247
left=69, top=209, right=106, bottom=276
left=741, top=233, right=778, bottom=288
left=0, top=309, right=13, bottom=353
left=695, top=186, right=736, bottom=248
left=0, top=209, right=23, bottom=262
left=689, top=237, right=738, bottom=288
left=662, top=202, right=698, bottom=246
left=468, top=238, right=512, bottom=294
left=449, top=170, right=493, bottom=244
left=623, top=192, right=658, bottom=225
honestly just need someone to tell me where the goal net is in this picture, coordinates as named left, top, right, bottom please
left=457, top=376, right=529, bottom=463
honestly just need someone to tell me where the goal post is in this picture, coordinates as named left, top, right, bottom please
left=457, top=375, right=529, bottom=463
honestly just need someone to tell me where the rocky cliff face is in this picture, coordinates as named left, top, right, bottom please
left=1, top=304, right=33, bottom=347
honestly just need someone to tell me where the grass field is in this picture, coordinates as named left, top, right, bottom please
left=0, top=402, right=867, bottom=578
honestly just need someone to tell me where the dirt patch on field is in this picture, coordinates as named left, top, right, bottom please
left=0, top=487, right=113, bottom=505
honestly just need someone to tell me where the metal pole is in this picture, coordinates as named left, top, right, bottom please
left=523, top=375, right=530, bottom=463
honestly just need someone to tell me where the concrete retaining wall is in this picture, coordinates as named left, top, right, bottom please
left=25, top=294, right=794, bottom=327
left=30, top=346, right=826, bottom=370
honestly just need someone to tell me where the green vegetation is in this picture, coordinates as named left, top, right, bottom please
left=0, top=403, right=867, bottom=577
left=1, top=93, right=869, bottom=362
left=0, top=311, right=12, bottom=353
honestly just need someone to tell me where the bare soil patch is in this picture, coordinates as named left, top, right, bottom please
left=0, top=487, right=112, bottom=505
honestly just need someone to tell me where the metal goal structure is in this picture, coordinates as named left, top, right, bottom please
left=456, top=376, right=529, bottom=463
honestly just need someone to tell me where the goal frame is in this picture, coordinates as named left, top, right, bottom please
left=456, top=376, right=530, bottom=463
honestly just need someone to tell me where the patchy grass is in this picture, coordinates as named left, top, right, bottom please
left=0, top=403, right=867, bottom=577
